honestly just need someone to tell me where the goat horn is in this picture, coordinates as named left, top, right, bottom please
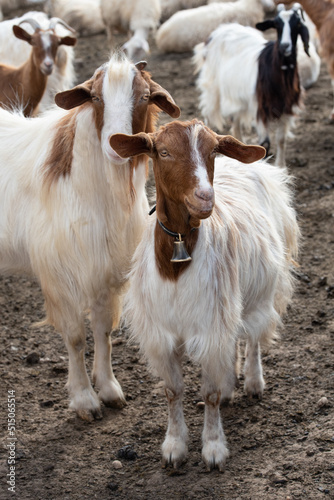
left=49, top=17, right=76, bottom=34
left=292, top=3, right=305, bottom=21
left=18, top=18, right=42, bottom=31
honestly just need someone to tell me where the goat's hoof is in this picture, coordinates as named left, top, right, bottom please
left=202, top=441, right=229, bottom=472
left=162, top=437, right=188, bottom=469
left=103, top=397, right=126, bottom=409
left=96, top=379, right=126, bottom=409
left=244, top=379, right=264, bottom=399
left=76, top=407, right=103, bottom=422
left=220, top=392, right=235, bottom=407
left=69, top=387, right=103, bottom=421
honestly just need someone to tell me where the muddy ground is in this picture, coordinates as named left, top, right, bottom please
left=1, top=4, right=334, bottom=500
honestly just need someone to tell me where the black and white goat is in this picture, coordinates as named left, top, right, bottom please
left=193, top=4, right=310, bottom=166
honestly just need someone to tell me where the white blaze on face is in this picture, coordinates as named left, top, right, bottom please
left=40, top=32, right=54, bottom=74
left=101, top=56, right=136, bottom=163
left=189, top=124, right=212, bottom=192
left=279, top=11, right=293, bottom=56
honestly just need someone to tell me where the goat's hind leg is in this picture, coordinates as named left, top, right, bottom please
left=91, top=289, right=125, bottom=408
left=243, top=339, right=265, bottom=399
left=243, top=303, right=278, bottom=398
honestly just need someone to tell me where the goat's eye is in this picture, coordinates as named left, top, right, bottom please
left=210, top=148, right=218, bottom=157
left=141, top=94, right=150, bottom=101
left=92, top=96, right=100, bottom=102
left=159, top=150, right=169, bottom=157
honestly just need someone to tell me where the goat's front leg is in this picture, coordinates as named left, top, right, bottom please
left=61, top=320, right=102, bottom=422
left=231, top=117, right=243, bottom=142
left=275, top=116, right=290, bottom=167
left=330, top=80, right=334, bottom=122
left=151, top=347, right=188, bottom=468
left=201, top=354, right=235, bottom=471
left=244, top=339, right=265, bottom=399
left=91, top=289, right=125, bottom=408
left=256, top=120, right=270, bottom=157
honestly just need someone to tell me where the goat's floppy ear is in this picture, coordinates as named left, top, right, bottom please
left=59, top=35, right=77, bottom=47
left=149, top=80, right=181, bottom=118
left=109, top=132, right=154, bottom=158
left=55, top=80, right=93, bottom=109
left=256, top=20, right=276, bottom=32
left=12, top=25, right=33, bottom=44
left=217, top=135, right=266, bottom=164
left=299, top=23, right=310, bottom=57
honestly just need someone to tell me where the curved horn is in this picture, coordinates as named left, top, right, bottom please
left=49, top=17, right=76, bottom=33
left=292, top=3, right=305, bottom=21
left=18, top=18, right=42, bottom=31
left=276, top=3, right=286, bottom=12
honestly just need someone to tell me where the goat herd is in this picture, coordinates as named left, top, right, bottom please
left=0, top=0, right=333, bottom=495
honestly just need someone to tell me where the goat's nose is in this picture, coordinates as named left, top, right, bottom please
left=280, top=42, right=291, bottom=55
left=194, top=186, right=214, bottom=202
left=42, top=61, right=54, bottom=75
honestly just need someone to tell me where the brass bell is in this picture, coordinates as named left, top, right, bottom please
left=170, top=234, right=192, bottom=263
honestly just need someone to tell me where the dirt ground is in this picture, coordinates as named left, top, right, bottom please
left=1, top=4, right=334, bottom=500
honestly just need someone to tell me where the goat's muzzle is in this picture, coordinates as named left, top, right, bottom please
left=279, top=42, right=292, bottom=57
left=41, top=61, right=54, bottom=76
left=185, top=187, right=215, bottom=219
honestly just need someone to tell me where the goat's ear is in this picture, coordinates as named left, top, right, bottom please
left=59, top=35, right=77, bottom=47
left=216, top=135, right=266, bottom=164
left=109, top=132, right=154, bottom=158
left=12, top=25, right=33, bottom=44
left=256, top=20, right=276, bottom=32
left=299, top=24, right=310, bottom=57
left=149, top=81, right=181, bottom=118
left=55, top=81, right=92, bottom=109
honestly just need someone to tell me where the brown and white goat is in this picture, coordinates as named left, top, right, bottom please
left=0, top=53, right=180, bottom=421
left=0, top=17, right=76, bottom=116
left=276, top=0, right=334, bottom=119
left=110, top=119, right=299, bottom=470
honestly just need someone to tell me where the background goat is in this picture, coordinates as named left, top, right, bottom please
left=0, top=53, right=180, bottom=421
left=275, top=0, right=334, bottom=120
left=100, top=0, right=161, bottom=62
left=109, top=119, right=299, bottom=470
left=0, top=14, right=76, bottom=114
left=193, top=5, right=310, bottom=166
left=156, top=0, right=269, bottom=54
left=45, top=0, right=105, bottom=37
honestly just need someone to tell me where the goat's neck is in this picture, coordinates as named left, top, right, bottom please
left=20, top=53, right=48, bottom=116
left=297, top=0, right=331, bottom=29
left=154, top=194, right=199, bottom=281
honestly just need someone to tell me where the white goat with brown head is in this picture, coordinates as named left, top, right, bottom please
left=110, top=119, right=299, bottom=470
left=0, top=16, right=76, bottom=116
